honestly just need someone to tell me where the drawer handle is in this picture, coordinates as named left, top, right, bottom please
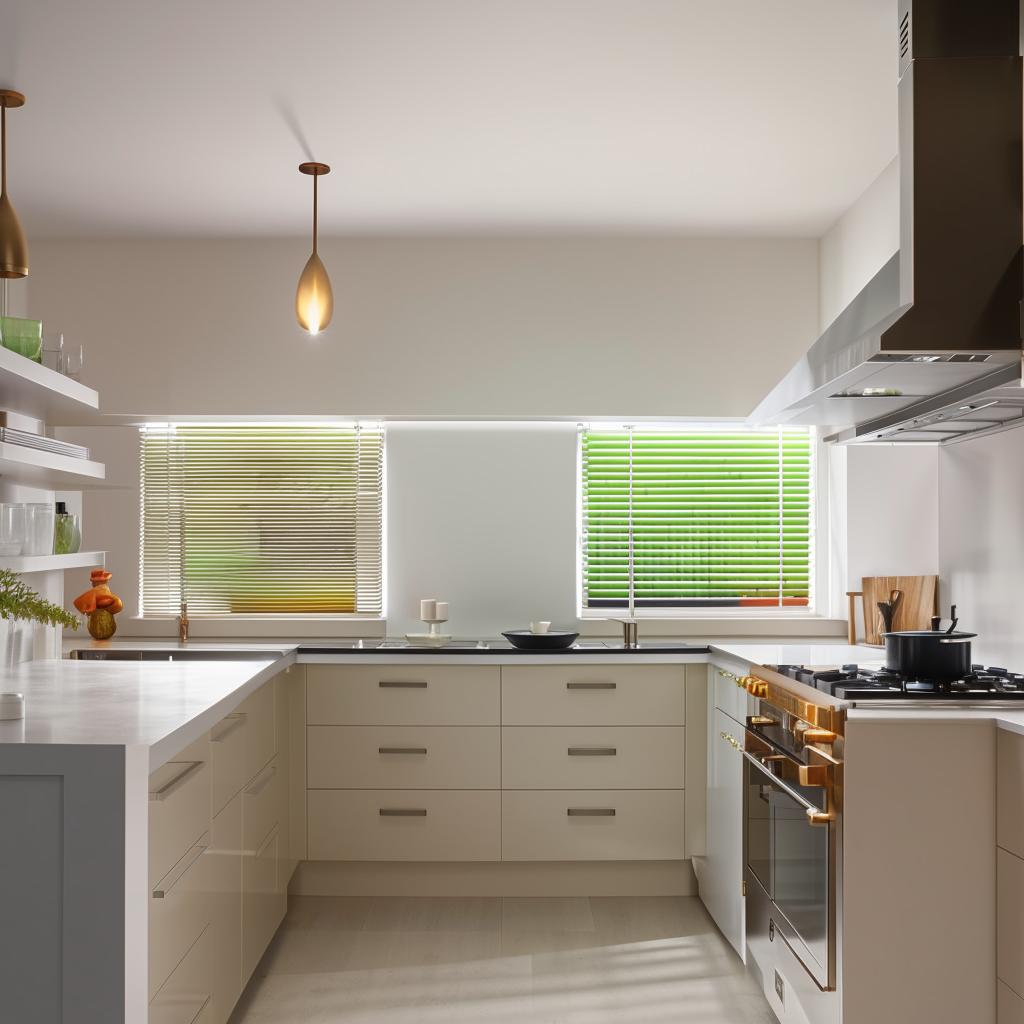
left=566, top=682, right=616, bottom=690
left=379, top=680, right=428, bottom=688
left=244, top=763, right=276, bottom=796
left=379, top=807, right=428, bottom=816
left=567, top=807, right=616, bottom=816
left=153, top=834, right=209, bottom=898
left=149, top=760, right=203, bottom=801
left=210, top=712, right=247, bottom=742
left=568, top=746, right=617, bottom=756
left=378, top=746, right=428, bottom=755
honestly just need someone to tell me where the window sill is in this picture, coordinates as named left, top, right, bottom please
left=576, top=615, right=847, bottom=640
left=66, top=616, right=388, bottom=640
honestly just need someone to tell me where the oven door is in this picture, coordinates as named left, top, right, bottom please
left=743, top=738, right=835, bottom=990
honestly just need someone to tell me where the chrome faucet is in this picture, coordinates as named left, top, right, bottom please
left=178, top=601, right=190, bottom=644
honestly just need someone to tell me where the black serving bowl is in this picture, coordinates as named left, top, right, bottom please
left=502, top=630, right=580, bottom=650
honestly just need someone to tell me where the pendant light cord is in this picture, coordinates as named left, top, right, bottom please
left=1, top=103, right=6, bottom=197
left=312, top=172, right=318, bottom=255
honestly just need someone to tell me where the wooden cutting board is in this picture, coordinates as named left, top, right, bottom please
left=852, top=575, right=939, bottom=646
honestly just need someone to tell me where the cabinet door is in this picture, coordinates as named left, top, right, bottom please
left=207, top=791, right=242, bottom=1024
left=700, top=707, right=745, bottom=957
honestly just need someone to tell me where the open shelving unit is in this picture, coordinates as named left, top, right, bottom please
left=0, top=344, right=99, bottom=421
left=0, top=551, right=105, bottom=574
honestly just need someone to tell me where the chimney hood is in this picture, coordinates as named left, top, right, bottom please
left=749, top=0, right=1022, bottom=445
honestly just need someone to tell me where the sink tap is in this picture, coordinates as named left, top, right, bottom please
left=178, top=601, right=190, bottom=644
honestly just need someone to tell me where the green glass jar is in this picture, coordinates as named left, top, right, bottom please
left=0, top=317, right=43, bottom=363
left=53, top=502, right=81, bottom=555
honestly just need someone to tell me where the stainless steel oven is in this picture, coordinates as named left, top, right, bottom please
left=741, top=674, right=844, bottom=995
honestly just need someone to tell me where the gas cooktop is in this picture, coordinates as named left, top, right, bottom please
left=764, top=663, right=1024, bottom=701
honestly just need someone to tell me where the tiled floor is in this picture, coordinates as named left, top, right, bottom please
left=230, top=895, right=775, bottom=1023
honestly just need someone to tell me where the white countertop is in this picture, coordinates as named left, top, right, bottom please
left=0, top=654, right=293, bottom=770
left=2, top=637, right=1016, bottom=776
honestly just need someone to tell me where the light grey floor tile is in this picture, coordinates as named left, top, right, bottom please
left=233, top=894, right=775, bottom=1024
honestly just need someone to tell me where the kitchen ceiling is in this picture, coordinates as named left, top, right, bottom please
left=2, top=0, right=895, bottom=238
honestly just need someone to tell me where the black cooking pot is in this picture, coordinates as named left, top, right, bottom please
left=882, top=630, right=977, bottom=679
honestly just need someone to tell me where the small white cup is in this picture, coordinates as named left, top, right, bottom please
left=530, top=621, right=552, bottom=634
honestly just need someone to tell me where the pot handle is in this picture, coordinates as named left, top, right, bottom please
left=938, top=637, right=972, bottom=645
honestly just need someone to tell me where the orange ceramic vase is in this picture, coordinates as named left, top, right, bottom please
left=73, top=569, right=125, bottom=640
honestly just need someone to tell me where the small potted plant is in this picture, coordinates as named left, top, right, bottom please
left=0, top=569, right=79, bottom=666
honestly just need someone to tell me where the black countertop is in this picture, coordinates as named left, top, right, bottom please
left=298, top=640, right=711, bottom=655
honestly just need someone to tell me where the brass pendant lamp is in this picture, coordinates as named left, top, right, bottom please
left=0, top=89, right=28, bottom=280
left=295, top=161, right=333, bottom=335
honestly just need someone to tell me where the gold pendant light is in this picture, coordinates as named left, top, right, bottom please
left=0, top=90, right=28, bottom=280
left=295, top=161, right=333, bottom=335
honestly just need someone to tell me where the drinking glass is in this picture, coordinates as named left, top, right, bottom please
left=63, top=343, right=84, bottom=381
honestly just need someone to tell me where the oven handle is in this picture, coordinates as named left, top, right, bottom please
left=742, top=750, right=832, bottom=826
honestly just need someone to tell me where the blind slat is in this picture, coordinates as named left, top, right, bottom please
left=140, top=425, right=383, bottom=617
left=581, top=426, right=814, bottom=610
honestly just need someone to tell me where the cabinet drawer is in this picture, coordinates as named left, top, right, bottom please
left=150, top=757, right=211, bottom=886
left=502, top=727, right=685, bottom=789
left=501, top=790, right=685, bottom=861
left=242, top=756, right=283, bottom=856
left=307, top=665, right=500, bottom=725
left=242, top=824, right=285, bottom=985
left=150, top=834, right=211, bottom=1000
left=501, top=665, right=684, bottom=725
left=999, top=730, right=1024, bottom=861
left=308, top=790, right=500, bottom=861
left=207, top=793, right=242, bottom=1024
left=308, top=726, right=500, bottom=789
left=210, top=710, right=248, bottom=817
left=149, top=925, right=212, bottom=1024
left=239, top=681, right=277, bottom=784
left=999, top=847, right=1024, bottom=996
left=1000, top=981, right=1024, bottom=1024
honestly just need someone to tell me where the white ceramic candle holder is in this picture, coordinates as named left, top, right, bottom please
left=406, top=602, right=453, bottom=647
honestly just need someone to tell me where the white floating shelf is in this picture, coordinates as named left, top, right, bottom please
left=0, top=441, right=106, bottom=488
left=0, top=345, right=99, bottom=421
left=0, top=551, right=106, bottom=573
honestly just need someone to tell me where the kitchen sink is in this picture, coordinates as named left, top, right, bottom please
left=69, top=648, right=286, bottom=661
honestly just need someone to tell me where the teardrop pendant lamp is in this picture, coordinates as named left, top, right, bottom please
left=295, top=161, right=333, bottom=335
left=0, top=89, right=28, bottom=280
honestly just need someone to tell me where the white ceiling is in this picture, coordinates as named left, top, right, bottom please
left=1, top=0, right=896, bottom=238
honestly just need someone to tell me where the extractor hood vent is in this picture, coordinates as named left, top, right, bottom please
left=749, top=0, right=1023, bottom=444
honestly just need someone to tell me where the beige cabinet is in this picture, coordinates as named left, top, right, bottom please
left=502, top=664, right=685, bottom=726
left=999, top=980, right=1024, bottom=1023
left=306, top=663, right=689, bottom=865
left=999, top=729, right=1024, bottom=861
left=308, top=789, right=501, bottom=861
left=501, top=726, right=684, bottom=789
left=150, top=671, right=290, bottom=1024
left=308, top=725, right=500, bottom=790
left=501, top=790, right=685, bottom=861
left=149, top=926, right=213, bottom=1024
left=206, top=792, right=242, bottom=1024
left=307, top=664, right=500, bottom=725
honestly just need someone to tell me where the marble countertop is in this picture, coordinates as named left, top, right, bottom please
left=3, top=637, right=1014, bottom=775
left=0, top=655, right=292, bottom=769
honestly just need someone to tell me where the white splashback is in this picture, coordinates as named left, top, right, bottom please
left=938, top=427, right=1024, bottom=668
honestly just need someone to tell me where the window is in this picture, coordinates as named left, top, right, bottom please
left=140, top=424, right=384, bottom=617
left=580, top=425, right=814, bottom=613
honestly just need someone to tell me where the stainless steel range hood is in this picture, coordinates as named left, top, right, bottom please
left=749, top=0, right=1023, bottom=445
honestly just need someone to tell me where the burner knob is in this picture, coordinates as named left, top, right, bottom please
left=744, top=677, right=769, bottom=698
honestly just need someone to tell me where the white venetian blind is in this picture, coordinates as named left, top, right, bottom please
left=140, top=424, right=384, bottom=617
left=581, top=425, right=813, bottom=612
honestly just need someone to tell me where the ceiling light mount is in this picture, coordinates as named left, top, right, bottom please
left=295, top=161, right=333, bottom=335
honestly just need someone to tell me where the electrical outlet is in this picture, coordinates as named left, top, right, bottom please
left=774, top=970, right=785, bottom=1006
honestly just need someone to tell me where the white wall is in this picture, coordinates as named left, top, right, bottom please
left=30, top=236, right=818, bottom=420
left=818, top=158, right=899, bottom=330
left=385, top=422, right=579, bottom=636
left=938, top=428, right=1024, bottom=667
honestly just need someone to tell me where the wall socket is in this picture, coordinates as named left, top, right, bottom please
left=774, top=969, right=785, bottom=1006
